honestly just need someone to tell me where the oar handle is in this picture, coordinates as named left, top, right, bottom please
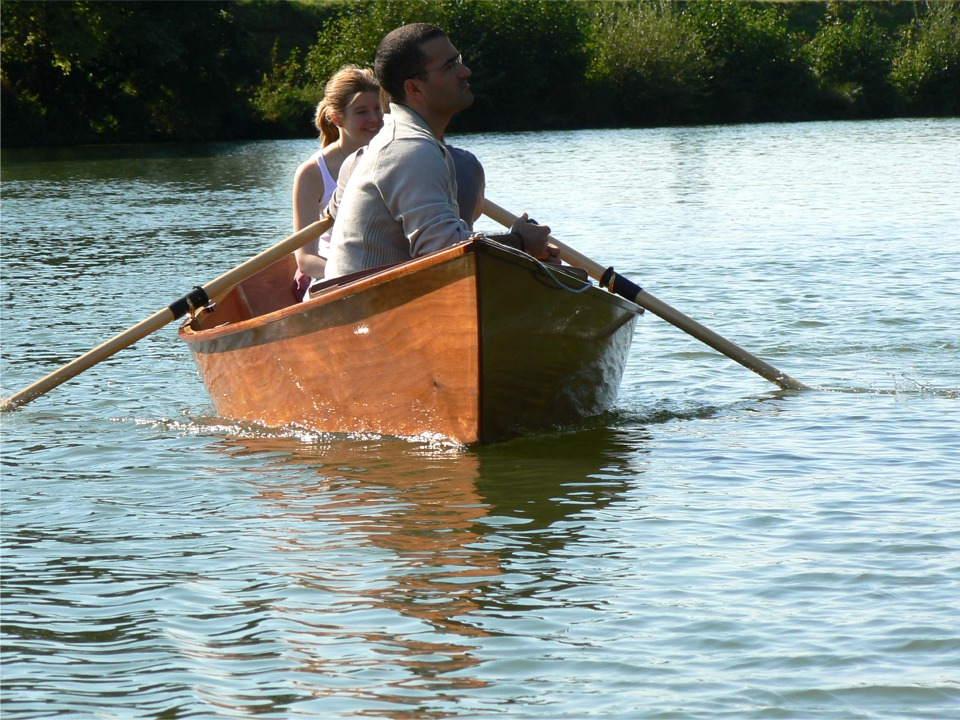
left=481, top=199, right=809, bottom=392
left=482, top=199, right=605, bottom=278
left=1, top=218, right=332, bottom=412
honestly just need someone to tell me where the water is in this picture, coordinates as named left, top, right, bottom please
left=2, top=118, right=959, bottom=719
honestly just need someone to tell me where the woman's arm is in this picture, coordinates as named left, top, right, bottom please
left=292, top=160, right=329, bottom=278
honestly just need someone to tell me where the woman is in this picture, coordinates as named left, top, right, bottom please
left=292, top=65, right=384, bottom=299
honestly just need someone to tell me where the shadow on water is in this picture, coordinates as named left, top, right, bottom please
left=471, top=426, right=648, bottom=542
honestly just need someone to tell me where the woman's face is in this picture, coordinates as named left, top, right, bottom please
left=339, top=91, right=384, bottom=145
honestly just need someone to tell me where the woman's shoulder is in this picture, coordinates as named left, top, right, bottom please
left=293, top=155, right=325, bottom=196
left=295, top=152, right=323, bottom=176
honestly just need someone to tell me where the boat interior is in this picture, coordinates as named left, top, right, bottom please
left=194, top=254, right=392, bottom=331
left=196, top=254, right=300, bottom=330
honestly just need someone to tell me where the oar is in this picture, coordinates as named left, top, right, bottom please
left=482, top=199, right=809, bottom=391
left=1, top=218, right=332, bottom=412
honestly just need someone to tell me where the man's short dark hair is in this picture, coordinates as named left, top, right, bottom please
left=375, top=23, right=447, bottom=104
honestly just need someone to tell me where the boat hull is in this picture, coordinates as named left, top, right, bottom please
left=178, top=240, right=639, bottom=444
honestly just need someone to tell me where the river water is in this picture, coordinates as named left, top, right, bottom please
left=2, top=118, right=958, bottom=719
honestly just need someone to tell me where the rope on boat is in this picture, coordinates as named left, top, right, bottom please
left=529, top=257, right=595, bottom=294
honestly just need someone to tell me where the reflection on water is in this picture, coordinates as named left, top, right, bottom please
left=475, top=428, right=646, bottom=546
left=191, top=428, right=646, bottom=714
left=239, top=436, right=493, bottom=704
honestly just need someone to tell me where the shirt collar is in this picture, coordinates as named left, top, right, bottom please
left=389, top=103, right=438, bottom=139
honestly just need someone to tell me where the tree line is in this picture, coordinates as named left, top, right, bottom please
left=2, top=0, right=958, bottom=149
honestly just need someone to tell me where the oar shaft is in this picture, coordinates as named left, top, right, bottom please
left=481, top=199, right=809, bottom=392
left=201, top=218, right=330, bottom=302
left=0, top=309, right=175, bottom=412
left=633, top=290, right=808, bottom=390
left=1, top=218, right=331, bottom=412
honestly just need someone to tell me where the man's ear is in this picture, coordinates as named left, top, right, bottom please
left=402, top=77, right=424, bottom=103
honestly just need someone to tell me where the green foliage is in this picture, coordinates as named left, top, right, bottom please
left=286, top=0, right=590, bottom=133
left=437, top=0, right=589, bottom=131
left=251, top=46, right=318, bottom=136
left=301, top=0, right=395, bottom=82
left=891, top=1, right=960, bottom=115
left=2, top=0, right=957, bottom=148
left=806, top=3, right=900, bottom=116
left=585, top=1, right=711, bottom=126
left=1, top=1, right=266, bottom=146
left=679, top=0, right=818, bottom=122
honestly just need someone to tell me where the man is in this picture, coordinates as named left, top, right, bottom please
left=324, top=23, right=555, bottom=279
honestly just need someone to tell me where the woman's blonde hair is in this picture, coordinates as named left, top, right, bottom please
left=314, top=65, right=381, bottom=146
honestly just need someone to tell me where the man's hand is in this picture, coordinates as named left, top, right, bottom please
left=512, top=213, right=559, bottom=264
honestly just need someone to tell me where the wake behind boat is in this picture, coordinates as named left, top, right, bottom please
left=178, top=238, right=641, bottom=444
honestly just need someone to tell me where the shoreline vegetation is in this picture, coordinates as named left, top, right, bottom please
left=2, top=0, right=958, bottom=149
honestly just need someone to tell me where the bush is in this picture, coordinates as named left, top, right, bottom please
left=680, top=0, right=818, bottom=122
left=806, top=3, right=900, bottom=117
left=891, top=1, right=960, bottom=115
left=3, top=0, right=956, bottom=148
left=585, top=1, right=711, bottom=126
left=439, top=0, right=590, bottom=131
left=1, top=1, right=271, bottom=146
left=268, top=0, right=590, bottom=134
left=251, top=46, right=320, bottom=137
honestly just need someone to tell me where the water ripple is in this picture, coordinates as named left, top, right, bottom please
left=3, top=121, right=959, bottom=719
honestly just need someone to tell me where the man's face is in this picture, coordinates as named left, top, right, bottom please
left=416, top=35, right=474, bottom=115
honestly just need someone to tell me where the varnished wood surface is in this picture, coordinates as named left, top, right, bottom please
left=179, top=240, right=640, bottom=444
left=182, top=244, right=481, bottom=442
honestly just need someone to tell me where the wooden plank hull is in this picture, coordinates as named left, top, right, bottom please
left=178, top=240, right=639, bottom=444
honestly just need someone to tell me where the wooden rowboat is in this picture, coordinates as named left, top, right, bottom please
left=178, top=238, right=641, bottom=444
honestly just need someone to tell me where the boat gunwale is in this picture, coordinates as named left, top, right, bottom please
left=179, top=239, right=641, bottom=344
left=180, top=240, right=476, bottom=342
